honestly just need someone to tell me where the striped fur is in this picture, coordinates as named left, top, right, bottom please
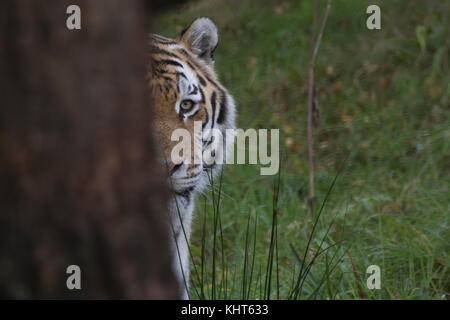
left=149, top=18, right=236, bottom=299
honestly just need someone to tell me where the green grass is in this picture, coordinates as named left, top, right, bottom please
left=154, top=0, right=450, bottom=299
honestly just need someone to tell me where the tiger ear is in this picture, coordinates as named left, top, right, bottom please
left=179, top=17, right=218, bottom=64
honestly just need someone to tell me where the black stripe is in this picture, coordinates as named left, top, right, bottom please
left=203, top=139, right=213, bottom=149
left=190, top=109, right=200, bottom=117
left=197, top=75, right=207, bottom=87
left=152, top=68, right=178, bottom=78
left=174, top=187, right=194, bottom=206
left=150, top=47, right=179, bottom=58
left=202, top=111, right=209, bottom=130
left=186, top=61, right=197, bottom=72
left=152, top=40, right=178, bottom=46
left=153, top=59, right=183, bottom=68
left=177, top=72, right=187, bottom=80
left=217, top=89, right=227, bottom=124
left=199, top=87, right=206, bottom=103
left=189, top=84, right=198, bottom=95
left=210, top=91, right=217, bottom=130
left=160, top=75, right=174, bottom=82
left=151, top=36, right=178, bottom=45
left=152, top=34, right=171, bottom=41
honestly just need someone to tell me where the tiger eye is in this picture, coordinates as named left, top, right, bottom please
left=180, top=100, right=194, bottom=111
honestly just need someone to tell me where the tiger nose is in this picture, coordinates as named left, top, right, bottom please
left=167, top=161, right=182, bottom=176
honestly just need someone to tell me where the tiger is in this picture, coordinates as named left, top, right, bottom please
left=149, top=17, right=236, bottom=299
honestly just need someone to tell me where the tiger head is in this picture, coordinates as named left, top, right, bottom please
left=149, top=17, right=236, bottom=194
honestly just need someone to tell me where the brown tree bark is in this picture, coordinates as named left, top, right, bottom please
left=0, top=0, right=178, bottom=299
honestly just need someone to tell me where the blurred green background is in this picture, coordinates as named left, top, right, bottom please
left=153, top=0, right=449, bottom=299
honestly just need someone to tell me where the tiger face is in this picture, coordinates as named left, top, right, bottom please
left=150, top=17, right=236, bottom=194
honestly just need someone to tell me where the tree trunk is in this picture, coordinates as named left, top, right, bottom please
left=0, top=0, right=178, bottom=299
